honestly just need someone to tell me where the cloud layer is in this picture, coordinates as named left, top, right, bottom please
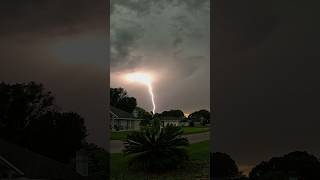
left=110, top=0, right=210, bottom=113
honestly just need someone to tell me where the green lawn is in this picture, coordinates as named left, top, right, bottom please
left=111, top=131, right=134, bottom=140
left=182, top=126, right=209, bottom=135
left=111, top=126, right=209, bottom=140
left=110, top=140, right=210, bottom=180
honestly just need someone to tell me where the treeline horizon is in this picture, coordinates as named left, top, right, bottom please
left=110, top=87, right=210, bottom=118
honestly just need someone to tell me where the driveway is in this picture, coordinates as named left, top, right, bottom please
left=110, top=132, right=209, bottom=153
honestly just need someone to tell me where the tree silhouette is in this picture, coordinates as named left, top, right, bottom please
left=249, top=151, right=320, bottom=180
left=134, top=106, right=152, bottom=120
left=212, top=152, right=239, bottom=178
left=160, top=109, right=185, bottom=118
left=0, top=82, right=87, bottom=163
left=0, top=82, right=56, bottom=143
left=110, top=87, right=137, bottom=113
left=188, top=109, right=210, bottom=123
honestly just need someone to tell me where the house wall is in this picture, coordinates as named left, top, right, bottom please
left=162, top=120, right=180, bottom=127
left=181, top=121, right=189, bottom=127
left=133, top=121, right=140, bottom=131
left=111, top=119, right=141, bottom=131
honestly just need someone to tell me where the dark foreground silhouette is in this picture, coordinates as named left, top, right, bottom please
left=211, top=151, right=320, bottom=180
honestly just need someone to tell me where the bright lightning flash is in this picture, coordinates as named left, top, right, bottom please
left=125, top=72, right=156, bottom=114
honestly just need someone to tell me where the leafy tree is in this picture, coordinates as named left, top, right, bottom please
left=134, top=106, right=152, bottom=120
left=134, top=107, right=153, bottom=128
left=249, top=151, right=320, bottom=180
left=110, top=88, right=137, bottom=113
left=0, top=82, right=56, bottom=143
left=188, top=109, right=210, bottom=123
left=0, top=82, right=87, bottom=163
left=139, top=120, right=149, bottom=128
left=160, top=109, right=185, bottom=118
left=212, top=152, right=239, bottom=178
left=153, top=112, right=161, bottom=118
left=123, top=118, right=189, bottom=172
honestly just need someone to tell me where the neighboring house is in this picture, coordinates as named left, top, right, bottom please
left=181, top=120, right=190, bottom=127
left=159, top=116, right=187, bottom=127
left=132, top=108, right=139, bottom=118
left=190, top=116, right=209, bottom=124
left=0, top=139, right=83, bottom=180
left=110, top=106, right=143, bottom=131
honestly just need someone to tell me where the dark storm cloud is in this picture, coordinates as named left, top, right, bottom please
left=111, top=0, right=154, bottom=16
left=110, top=21, right=144, bottom=68
left=181, top=0, right=208, bottom=9
left=174, top=56, right=206, bottom=78
left=110, top=0, right=210, bottom=114
left=0, top=0, right=107, bottom=36
left=213, top=0, right=320, bottom=171
left=111, top=0, right=208, bottom=16
left=110, top=0, right=210, bottom=73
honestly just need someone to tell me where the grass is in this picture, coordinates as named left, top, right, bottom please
left=187, top=140, right=210, bottom=161
left=110, top=140, right=210, bottom=180
left=182, top=126, right=209, bottom=135
left=111, top=126, right=209, bottom=140
left=111, top=131, right=134, bottom=140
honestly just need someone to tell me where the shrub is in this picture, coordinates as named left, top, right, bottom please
left=189, top=121, right=195, bottom=127
left=123, top=118, right=189, bottom=172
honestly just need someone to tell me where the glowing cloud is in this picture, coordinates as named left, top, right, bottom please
left=125, top=72, right=156, bottom=114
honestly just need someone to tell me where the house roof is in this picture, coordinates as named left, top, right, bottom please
left=0, top=139, right=83, bottom=180
left=110, top=106, right=136, bottom=119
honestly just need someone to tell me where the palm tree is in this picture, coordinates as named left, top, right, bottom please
left=123, top=118, right=189, bottom=172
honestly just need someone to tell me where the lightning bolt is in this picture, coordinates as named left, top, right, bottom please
left=147, top=82, right=156, bottom=114
left=125, top=72, right=156, bottom=114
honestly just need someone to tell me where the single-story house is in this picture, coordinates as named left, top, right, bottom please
left=159, top=116, right=188, bottom=127
left=110, top=106, right=143, bottom=131
left=0, top=139, right=84, bottom=180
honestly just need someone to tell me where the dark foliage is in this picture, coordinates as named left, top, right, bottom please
left=160, top=109, right=185, bottom=118
left=26, top=111, right=87, bottom=163
left=188, top=109, right=210, bottom=123
left=134, top=106, right=152, bottom=120
left=212, top=152, right=239, bottom=178
left=123, top=119, right=189, bottom=172
left=0, top=82, right=56, bottom=143
left=189, top=121, right=194, bottom=127
left=249, top=151, right=320, bottom=180
left=110, top=87, right=137, bottom=113
left=0, top=82, right=87, bottom=163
